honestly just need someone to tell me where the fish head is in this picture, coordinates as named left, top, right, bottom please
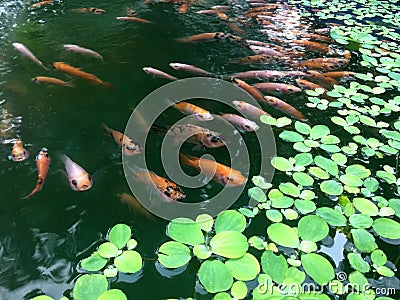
left=194, top=112, right=214, bottom=121
left=203, top=133, right=229, bottom=148
left=89, top=7, right=106, bottom=14
left=36, top=148, right=50, bottom=162
left=169, top=63, right=180, bottom=70
left=12, top=42, right=22, bottom=50
left=232, top=100, right=245, bottom=109
left=31, top=77, right=38, bottom=83
left=220, top=171, right=247, bottom=187
left=71, top=173, right=93, bottom=191
left=63, top=44, right=73, bottom=50
left=11, top=141, right=29, bottom=161
left=241, top=120, right=259, bottom=132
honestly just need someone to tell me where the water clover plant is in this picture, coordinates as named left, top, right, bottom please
left=157, top=211, right=260, bottom=297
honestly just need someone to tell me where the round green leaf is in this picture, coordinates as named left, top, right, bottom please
left=372, top=218, right=400, bottom=239
left=214, top=292, right=231, bottom=300
left=266, top=209, right=283, bottom=223
left=158, top=241, right=191, bottom=268
left=349, top=271, right=369, bottom=292
left=31, top=297, right=54, bottom=300
left=104, top=266, right=118, bottom=278
left=215, top=210, right=246, bottom=233
left=298, top=240, right=318, bottom=253
left=314, top=156, right=339, bottom=177
left=193, top=244, right=212, bottom=260
left=316, top=207, right=347, bottom=227
left=168, top=218, right=204, bottom=246
left=195, top=214, right=214, bottom=232
left=210, top=231, right=248, bottom=258
left=332, top=153, right=347, bottom=166
left=279, top=130, right=305, bottom=142
left=279, top=182, right=300, bottom=197
left=349, top=214, right=373, bottom=229
left=225, top=253, right=260, bottom=281
left=198, top=260, right=233, bottom=293
left=81, top=252, right=108, bottom=272
left=267, top=223, right=299, bottom=248
left=298, top=215, right=329, bottom=242
left=295, top=122, right=311, bottom=135
left=271, top=157, right=294, bottom=172
left=348, top=253, right=370, bottom=273
left=98, top=242, right=119, bottom=259
left=248, top=187, right=267, bottom=203
left=109, top=224, right=131, bottom=249
left=293, top=172, right=314, bottom=186
left=301, top=253, right=334, bottom=285
left=346, top=164, right=371, bottom=178
left=283, top=209, right=298, bottom=220
left=294, top=200, right=316, bottom=214
left=126, top=239, right=137, bottom=250
left=231, top=281, right=247, bottom=299
left=261, top=250, right=288, bottom=284
left=114, top=250, right=142, bottom=273
left=98, top=289, right=127, bottom=300
left=310, top=125, right=330, bottom=140
left=351, top=229, right=378, bottom=253
left=363, top=178, right=379, bottom=193
left=371, top=249, right=387, bottom=266
left=294, top=153, right=313, bottom=166
left=376, top=266, right=395, bottom=277
left=320, top=180, right=343, bottom=196
left=353, top=198, right=379, bottom=216
left=340, top=174, right=364, bottom=187
left=309, top=167, right=330, bottom=180
left=388, top=198, right=400, bottom=217
left=73, top=274, right=108, bottom=300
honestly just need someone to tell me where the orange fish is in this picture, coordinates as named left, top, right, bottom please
left=292, top=40, right=331, bottom=54
left=304, top=70, right=339, bottom=89
left=178, top=3, right=189, bottom=13
left=321, top=71, right=355, bottom=79
left=30, top=0, right=53, bottom=8
left=179, top=154, right=247, bottom=187
left=51, top=62, right=112, bottom=88
left=178, top=32, right=246, bottom=46
left=264, top=96, right=306, bottom=121
left=24, top=148, right=50, bottom=199
left=116, top=16, right=153, bottom=23
left=232, top=78, right=266, bottom=104
left=9, top=140, right=29, bottom=162
left=102, top=123, right=142, bottom=156
left=232, top=100, right=270, bottom=120
left=294, top=58, right=349, bottom=71
left=296, top=78, right=326, bottom=91
left=118, top=193, right=154, bottom=220
left=173, top=102, right=213, bottom=121
left=252, top=82, right=302, bottom=95
left=31, top=76, right=74, bottom=87
left=126, top=165, right=186, bottom=202
left=74, top=7, right=106, bottom=14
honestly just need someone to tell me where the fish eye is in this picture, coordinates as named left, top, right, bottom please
left=11, top=154, right=15, bottom=157
left=245, top=125, right=251, bottom=129
left=72, top=179, right=78, bottom=186
left=23, top=151, right=27, bottom=155
left=164, top=191, right=171, bottom=197
left=88, top=175, right=92, bottom=181
left=227, top=177, right=234, bottom=181
left=45, top=153, right=49, bottom=158
left=211, top=136, right=220, bottom=143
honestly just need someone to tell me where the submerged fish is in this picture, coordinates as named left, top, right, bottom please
left=9, top=140, right=29, bottom=162
left=304, top=70, right=339, bottom=88
left=116, top=16, right=153, bottom=23
left=232, top=78, right=266, bottom=103
left=233, top=70, right=306, bottom=80
left=51, top=62, right=112, bottom=88
left=179, top=154, right=247, bottom=187
left=24, top=148, right=50, bottom=199
left=31, top=76, right=74, bottom=87
left=296, top=78, right=325, bottom=91
left=294, top=58, right=349, bottom=71
left=264, top=96, right=306, bottom=121
left=232, top=100, right=270, bottom=120
left=126, top=165, right=185, bottom=202
left=102, top=123, right=142, bottom=156
left=61, top=154, right=93, bottom=192
left=169, top=63, right=211, bottom=75
left=143, top=67, right=177, bottom=81
left=220, top=114, right=260, bottom=132
left=118, top=193, right=154, bottom=220
left=320, top=71, right=355, bottom=79
left=252, top=82, right=302, bottom=95
left=64, top=44, right=103, bottom=61
left=291, top=40, right=332, bottom=54
left=30, top=0, right=53, bottom=8
left=73, top=7, right=106, bottom=14
left=152, top=124, right=227, bottom=148
left=177, top=32, right=247, bottom=46
left=173, top=102, right=213, bottom=121
left=12, top=42, right=49, bottom=70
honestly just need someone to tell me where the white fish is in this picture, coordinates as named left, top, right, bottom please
left=220, top=113, right=260, bottom=132
left=60, top=154, right=92, bottom=192
left=143, top=67, right=177, bottom=81
left=64, top=44, right=103, bottom=61
left=169, top=63, right=211, bottom=76
left=12, top=42, right=49, bottom=70
left=232, top=101, right=270, bottom=120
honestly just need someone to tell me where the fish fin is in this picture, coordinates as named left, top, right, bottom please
left=66, top=80, right=75, bottom=87
left=151, top=124, right=168, bottom=134
left=179, top=153, right=196, bottom=167
left=101, top=123, right=111, bottom=133
left=101, top=82, right=112, bottom=89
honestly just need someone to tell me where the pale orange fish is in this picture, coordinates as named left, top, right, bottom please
left=173, top=102, right=213, bottom=121
left=64, top=44, right=103, bottom=61
left=61, top=154, right=92, bottom=192
left=30, top=0, right=53, bottom=8
left=264, top=96, right=306, bottom=121
left=196, top=10, right=228, bottom=19
left=9, top=140, right=29, bottom=162
left=304, top=70, right=339, bottom=88
left=178, top=3, right=189, bottom=13
left=24, top=148, right=50, bottom=199
left=297, top=33, right=332, bottom=43
left=235, top=54, right=288, bottom=64
left=143, top=67, right=177, bottom=81
left=293, top=58, right=349, bottom=71
left=12, top=42, right=49, bottom=70
left=31, top=76, right=74, bottom=87
left=232, top=100, right=270, bottom=120
left=102, top=123, right=142, bottom=156
left=116, top=16, right=153, bottom=23
left=252, top=82, right=302, bottom=95
left=118, top=193, right=154, bottom=220
left=249, top=45, right=285, bottom=56
left=321, top=71, right=355, bottom=79
left=233, top=70, right=306, bottom=80
left=220, top=114, right=260, bottom=131
left=169, top=63, right=211, bottom=75
left=177, top=32, right=245, bottom=46
left=73, top=7, right=106, bottom=14
left=291, top=40, right=332, bottom=54
left=296, top=78, right=326, bottom=91
left=232, top=78, right=266, bottom=104
left=51, top=62, right=112, bottom=88
left=126, top=165, right=185, bottom=202
left=180, top=154, right=247, bottom=187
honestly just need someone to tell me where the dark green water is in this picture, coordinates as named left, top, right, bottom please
left=0, top=0, right=397, bottom=299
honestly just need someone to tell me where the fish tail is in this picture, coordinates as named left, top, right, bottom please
left=65, top=80, right=75, bottom=87
left=179, top=153, right=195, bottom=168
left=22, top=179, right=43, bottom=199
left=101, top=81, right=112, bottom=89
left=101, top=123, right=111, bottom=133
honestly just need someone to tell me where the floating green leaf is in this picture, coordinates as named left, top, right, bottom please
left=225, top=253, right=260, bottom=281
left=316, top=207, right=347, bottom=227
left=267, top=223, right=299, bottom=248
left=168, top=218, right=204, bottom=246
left=215, top=210, right=246, bottom=233
left=349, top=214, right=373, bottom=229
left=266, top=209, right=283, bottom=223
left=114, top=250, right=142, bottom=273
left=279, top=131, right=305, bottom=142
left=195, top=214, right=214, bottom=232
left=371, top=249, right=387, bottom=266
left=248, top=187, right=267, bottom=203
left=351, top=229, right=378, bottom=253
left=98, top=242, right=119, bottom=259
left=295, top=122, right=311, bottom=135
left=294, top=153, right=313, bottom=166
left=198, top=260, right=233, bottom=293
left=320, top=180, right=343, bottom=196
left=158, top=241, right=191, bottom=268
left=98, top=289, right=127, bottom=300
left=301, top=253, right=334, bottom=285
left=314, top=156, right=339, bottom=177
left=271, top=157, right=294, bottom=172
left=348, top=253, right=370, bottom=273
left=310, top=125, right=330, bottom=140
left=231, top=281, right=247, bottom=299
left=81, top=252, right=108, bottom=272
left=376, top=266, right=395, bottom=277
left=372, top=218, right=400, bottom=239
left=309, top=167, right=330, bottom=180
left=293, top=172, right=314, bottom=186
left=193, top=244, right=212, bottom=260
left=109, top=224, right=131, bottom=249
left=261, top=250, right=288, bottom=284
left=210, top=231, right=248, bottom=259
left=73, top=274, right=108, bottom=300
left=298, top=215, right=329, bottom=242
left=353, top=198, right=379, bottom=216
left=294, top=200, right=316, bottom=215
left=279, top=182, right=300, bottom=197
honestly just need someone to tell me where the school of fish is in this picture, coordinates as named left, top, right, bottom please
left=8, top=0, right=355, bottom=218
